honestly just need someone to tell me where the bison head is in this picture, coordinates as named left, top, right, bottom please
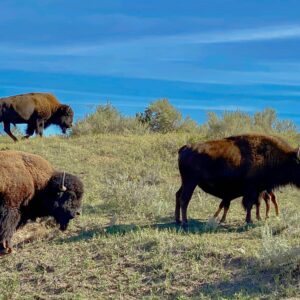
left=44, top=172, right=84, bottom=231
left=55, top=105, right=74, bottom=134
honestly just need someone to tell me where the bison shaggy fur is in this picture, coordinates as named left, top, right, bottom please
left=0, top=150, right=83, bottom=254
left=176, top=134, right=298, bottom=227
left=0, top=92, right=74, bottom=141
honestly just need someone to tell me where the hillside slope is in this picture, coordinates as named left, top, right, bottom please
left=0, top=133, right=299, bottom=299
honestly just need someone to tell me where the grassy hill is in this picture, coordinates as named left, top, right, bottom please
left=0, top=130, right=299, bottom=299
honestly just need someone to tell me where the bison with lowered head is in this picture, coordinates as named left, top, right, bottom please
left=0, top=92, right=74, bottom=141
left=0, top=151, right=83, bottom=255
left=176, top=134, right=296, bottom=227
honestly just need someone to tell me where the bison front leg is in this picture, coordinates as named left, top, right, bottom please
left=220, top=201, right=231, bottom=223
left=3, top=121, right=18, bottom=142
left=255, top=199, right=262, bottom=221
left=270, top=192, right=279, bottom=216
left=35, top=119, right=45, bottom=137
left=0, top=206, right=21, bottom=255
left=23, top=122, right=35, bottom=139
left=261, top=191, right=270, bottom=219
left=213, top=199, right=231, bottom=223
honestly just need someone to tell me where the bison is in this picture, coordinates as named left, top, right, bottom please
left=213, top=190, right=279, bottom=223
left=0, top=92, right=74, bottom=141
left=0, top=150, right=83, bottom=255
left=176, top=134, right=296, bottom=227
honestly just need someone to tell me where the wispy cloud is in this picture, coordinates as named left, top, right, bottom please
left=1, top=24, right=300, bottom=56
left=176, top=24, right=300, bottom=44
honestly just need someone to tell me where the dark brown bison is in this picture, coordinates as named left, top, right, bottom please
left=0, top=151, right=84, bottom=255
left=0, top=92, right=74, bottom=141
left=176, top=134, right=296, bottom=227
left=213, top=190, right=279, bottom=223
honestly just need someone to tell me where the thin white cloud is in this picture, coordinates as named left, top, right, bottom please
left=176, top=25, right=300, bottom=44
left=1, top=24, right=300, bottom=56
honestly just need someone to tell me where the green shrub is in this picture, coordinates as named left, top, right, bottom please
left=137, top=99, right=182, bottom=133
left=137, top=98, right=201, bottom=134
left=72, top=101, right=297, bottom=140
left=72, top=103, right=149, bottom=136
left=203, top=108, right=297, bottom=139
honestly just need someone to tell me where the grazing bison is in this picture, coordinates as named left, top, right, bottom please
left=176, top=134, right=296, bottom=227
left=0, top=151, right=83, bottom=255
left=0, top=92, right=74, bottom=141
left=213, top=190, right=279, bottom=223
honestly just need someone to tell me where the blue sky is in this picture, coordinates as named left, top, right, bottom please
left=1, top=0, right=300, bottom=132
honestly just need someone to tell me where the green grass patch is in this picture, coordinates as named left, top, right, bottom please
left=0, top=132, right=299, bottom=299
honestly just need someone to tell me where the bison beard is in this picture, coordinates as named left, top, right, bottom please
left=176, top=134, right=300, bottom=227
left=16, top=173, right=83, bottom=233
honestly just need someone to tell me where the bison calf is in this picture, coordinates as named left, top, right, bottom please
left=213, top=190, right=279, bottom=223
left=0, top=92, right=73, bottom=141
left=0, top=151, right=83, bottom=255
left=176, top=134, right=297, bottom=227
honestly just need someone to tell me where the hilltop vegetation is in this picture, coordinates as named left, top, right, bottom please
left=0, top=102, right=299, bottom=299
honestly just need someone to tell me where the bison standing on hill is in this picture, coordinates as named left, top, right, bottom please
left=176, top=134, right=297, bottom=227
left=0, top=93, right=74, bottom=141
left=0, top=151, right=83, bottom=255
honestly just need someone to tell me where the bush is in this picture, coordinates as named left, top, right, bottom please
left=72, top=103, right=149, bottom=136
left=72, top=101, right=297, bottom=139
left=137, top=98, right=201, bottom=133
left=137, top=99, right=182, bottom=133
left=203, top=108, right=297, bottom=139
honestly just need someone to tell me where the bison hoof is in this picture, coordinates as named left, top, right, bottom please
left=181, top=223, right=189, bottom=231
left=0, top=248, right=12, bottom=257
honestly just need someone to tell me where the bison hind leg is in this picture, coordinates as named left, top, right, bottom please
left=179, top=180, right=198, bottom=228
left=175, top=186, right=182, bottom=224
left=0, top=206, right=21, bottom=255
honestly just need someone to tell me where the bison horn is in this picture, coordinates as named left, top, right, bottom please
left=297, top=146, right=300, bottom=161
left=60, top=171, right=67, bottom=192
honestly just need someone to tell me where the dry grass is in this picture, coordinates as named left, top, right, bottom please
left=0, top=132, right=299, bottom=299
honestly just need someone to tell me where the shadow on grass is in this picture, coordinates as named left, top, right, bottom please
left=194, top=265, right=282, bottom=299
left=60, top=218, right=260, bottom=244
